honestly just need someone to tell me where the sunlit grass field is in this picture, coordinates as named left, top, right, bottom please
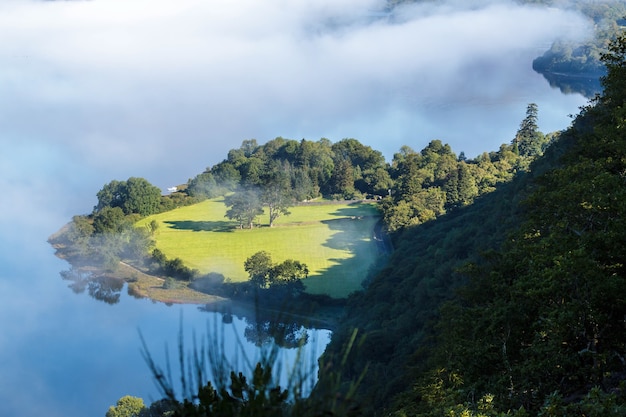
left=137, top=198, right=381, bottom=298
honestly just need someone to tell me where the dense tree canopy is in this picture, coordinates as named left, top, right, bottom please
left=183, top=114, right=546, bottom=235
left=185, top=137, right=389, bottom=204
left=95, top=177, right=162, bottom=216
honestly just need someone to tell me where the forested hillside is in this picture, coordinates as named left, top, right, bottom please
left=322, top=32, right=626, bottom=417
left=532, top=0, right=626, bottom=79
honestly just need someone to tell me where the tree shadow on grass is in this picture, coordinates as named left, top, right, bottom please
left=320, top=217, right=377, bottom=252
left=303, top=215, right=385, bottom=298
left=328, top=201, right=379, bottom=219
left=164, top=220, right=235, bottom=233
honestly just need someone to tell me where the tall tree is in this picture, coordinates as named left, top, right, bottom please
left=93, top=206, right=127, bottom=234
left=187, top=171, right=219, bottom=199
left=331, top=158, right=355, bottom=198
left=360, top=166, right=393, bottom=197
left=244, top=251, right=273, bottom=289
left=514, top=103, right=545, bottom=159
left=239, top=138, right=259, bottom=157
left=211, top=161, right=241, bottom=190
left=455, top=161, right=479, bottom=207
left=260, top=164, right=294, bottom=227
left=224, top=189, right=264, bottom=229
left=332, top=138, right=385, bottom=172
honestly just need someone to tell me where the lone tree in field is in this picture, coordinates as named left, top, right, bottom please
left=244, top=251, right=307, bottom=298
left=224, top=189, right=264, bottom=229
left=244, top=250, right=273, bottom=289
left=260, top=165, right=294, bottom=227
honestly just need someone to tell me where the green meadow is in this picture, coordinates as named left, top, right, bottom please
left=137, top=199, right=381, bottom=298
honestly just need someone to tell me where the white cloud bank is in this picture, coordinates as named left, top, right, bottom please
left=0, top=0, right=590, bottom=188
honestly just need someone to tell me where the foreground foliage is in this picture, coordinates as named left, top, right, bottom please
left=107, top=327, right=366, bottom=417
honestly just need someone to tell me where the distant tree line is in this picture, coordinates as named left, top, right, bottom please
left=185, top=137, right=392, bottom=229
left=532, top=0, right=626, bottom=77
left=381, top=103, right=549, bottom=232
left=184, top=106, right=548, bottom=234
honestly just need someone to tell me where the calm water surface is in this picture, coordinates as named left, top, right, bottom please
left=0, top=234, right=330, bottom=417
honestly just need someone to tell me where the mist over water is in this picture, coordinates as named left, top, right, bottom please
left=0, top=0, right=593, bottom=415
left=0, top=0, right=590, bottom=188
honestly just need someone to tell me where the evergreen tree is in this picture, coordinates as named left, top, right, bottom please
left=514, top=103, right=545, bottom=159
left=456, top=161, right=478, bottom=206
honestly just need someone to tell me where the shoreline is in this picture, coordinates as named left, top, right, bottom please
left=120, top=262, right=341, bottom=330
left=57, top=257, right=342, bottom=330
left=118, top=261, right=229, bottom=305
left=49, top=222, right=348, bottom=329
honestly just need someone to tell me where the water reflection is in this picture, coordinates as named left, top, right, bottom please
left=60, top=265, right=322, bottom=350
left=537, top=71, right=603, bottom=99
left=244, top=318, right=309, bottom=349
left=200, top=302, right=320, bottom=349
left=60, top=267, right=124, bottom=305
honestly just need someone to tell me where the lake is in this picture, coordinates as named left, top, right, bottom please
left=0, top=244, right=331, bottom=417
left=0, top=1, right=594, bottom=416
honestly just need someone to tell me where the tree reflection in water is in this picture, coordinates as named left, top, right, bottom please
left=244, top=318, right=309, bottom=349
left=200, top=303, right=315, bottom=350
left=538, top=71, right=603, bottom=98
left=60, top=267, right=315, bottom=349
left=60, top=267, right=124, bottom=305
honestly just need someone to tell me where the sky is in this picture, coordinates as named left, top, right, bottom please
left=0, top=0, right=591, bottom=200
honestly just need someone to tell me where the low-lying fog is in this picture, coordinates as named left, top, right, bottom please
left=0, top=1, right=594, bottom=416
left=2, top=0, right=589, bottom=194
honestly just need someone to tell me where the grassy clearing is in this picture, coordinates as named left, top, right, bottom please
left=137, top=199, right=381, bottom=298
